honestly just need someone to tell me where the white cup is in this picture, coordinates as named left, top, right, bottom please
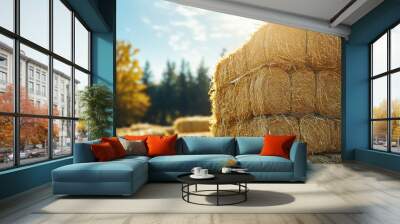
left=200, top=169, right=208, bottom=176
left=191, top=167, right=202, bottom=176
left=221, top=167, right=232, bottom=174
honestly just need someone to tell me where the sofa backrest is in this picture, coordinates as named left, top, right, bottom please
left=178, top=137, right=235, bottom=155
left=235, top=137, right=263, bottom=155
left=73, top=139, right=100, bottom=163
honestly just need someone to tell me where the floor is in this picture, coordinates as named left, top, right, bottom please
left=0, top=162, right=400, bottom=224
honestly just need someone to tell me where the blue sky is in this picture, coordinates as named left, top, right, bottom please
left=117, top=0, right=265, bottom=83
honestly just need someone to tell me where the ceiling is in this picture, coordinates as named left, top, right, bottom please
left=166, top=0, right=384, bottom=38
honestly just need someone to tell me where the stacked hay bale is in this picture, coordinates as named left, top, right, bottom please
left=173, top=116, right=211, bottom=134
left=210, top=23, right=341, bottom=154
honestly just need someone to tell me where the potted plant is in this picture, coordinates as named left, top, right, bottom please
left=79, top=84, right=113, bottom=140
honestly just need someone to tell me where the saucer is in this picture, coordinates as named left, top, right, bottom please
left=190, top=174, right=215, bottom=179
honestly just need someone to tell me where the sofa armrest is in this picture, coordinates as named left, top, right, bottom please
left=289, top=141, right=307, bottom=181
left=73, top=140, right=100, bottom=163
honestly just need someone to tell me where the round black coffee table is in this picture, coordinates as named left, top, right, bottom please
left=177, top=173, right=255, bottom=206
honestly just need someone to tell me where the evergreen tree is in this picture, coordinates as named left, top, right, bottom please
left=176, top=60, right=190, bottom=115
left=195, top=60, right=211, bottom=115
left=142, top=61, right=152, bottom=85
left=159, top=60, right=178, bottom=124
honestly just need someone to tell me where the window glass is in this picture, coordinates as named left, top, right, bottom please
left=391, top=120, right=400, bottom=153
left=0, top=0, right=14, bottom=31
left=372, top=121, right=388, bottom=151
left=74, top=69, right=89, bottom=118
left=0, top=116, right=14, bottom=170
left=20, top=44, right=49, bottom=115
left=391, top=72, right=400, bottom=118
left=372, top=33, right=387, bottom=76
left=53, top=0, right=72, bottom=60
left=391, top=24, right=400, bottom=70
left=372, top=76, right=387, bottom=119
left=75, top=120, right=88, bottom=143
left=20, top=0, right=49, bottom=49
left=0, top=34, right=14, bottom=112
left=19, top=117, right=49, bottom=165
left=74, top=18, right=89, bottom=69
left=53, top=59, right=72, bottom=117
left=53, top=119, right=72, bottom=157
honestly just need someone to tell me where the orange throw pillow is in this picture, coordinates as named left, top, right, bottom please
left=101, top=137, right=126, bottom=158
left=91, top=142, right=117, bottom=161
left=260, top=135, right=296, bottom=159
left=146, top=135, right=177, bottom=157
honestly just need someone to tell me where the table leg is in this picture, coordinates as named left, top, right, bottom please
left=245, top=183, right=247, bottom=201
left=195, top=184, right=198, bottom=192
left=217, top=184, right=219, bottom=206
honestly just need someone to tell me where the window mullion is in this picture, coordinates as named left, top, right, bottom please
left=388, top=30, right=391, bottom=152
left=71, top=10, right=76, bottom=154
left=48, top=0, right=54, bottom=160
left=13, top=0, right=21, bottom=167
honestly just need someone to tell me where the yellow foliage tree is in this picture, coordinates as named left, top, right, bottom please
left=372, top=99, right=400, bottom=141
left=116, top=41, right=150, bottom=127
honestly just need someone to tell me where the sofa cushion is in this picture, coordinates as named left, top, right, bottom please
left=179, top=137, right=235, bottom=155
left=73, top=139, right=100, bottom=163
left=235, top=137, right=263, bottom=155
left=147, top=135, right=177, bottom=157
left=119, top=138, right=147, bottom=156
left=53, top=158, right=147, bottom=183
left=101, top=137, right=127, bottom=158
left=260, top=135, right=296, bottom=159
left=236, top=155, right=293, bottom=172
left=91, top=142, right=118, bottom=161
left=149, top=154, right=235, bottom=172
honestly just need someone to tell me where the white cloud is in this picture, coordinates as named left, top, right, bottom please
left=175, top=5, right=207, bottom=17
left=171, top=18, right=206, bottom=41
left=153, top=0, right=171, bottom=9
left=168, top=33, right=190, bottom=51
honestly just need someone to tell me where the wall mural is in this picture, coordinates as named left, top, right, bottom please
left=210, top=24, right=341, bottom=154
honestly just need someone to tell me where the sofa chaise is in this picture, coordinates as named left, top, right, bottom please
left=52, top=136, right=307, bottom=196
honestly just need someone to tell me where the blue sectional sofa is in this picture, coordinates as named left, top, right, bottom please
left=52, top=137, right=307, bottom=196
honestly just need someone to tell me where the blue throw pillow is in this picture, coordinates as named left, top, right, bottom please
left=180, top=137, right=235, bottom=155
left=235, top=137, right=263, bottom=155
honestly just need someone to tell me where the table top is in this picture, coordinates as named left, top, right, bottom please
left=177, top=172, right=255, bottom=185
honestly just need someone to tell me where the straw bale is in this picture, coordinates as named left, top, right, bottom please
left=212, top=87, right=236, bottom=122
left=291, top=69, right=316, bottom=114
left=300, top=115, right=340, bottom=154
left=245, top=26, right=267, bottom=69
left=306, top=31, right=341, bottom=71
left=222, top=46, right=248, bottom=84
left=227, top=119, right=254, bottom=136
left=250, top=67, right=291, bottom=116
left=265, top=115, right=300, bottom=137
left=264, top=24, right=307, bottom=71
left=173, top=116, right=210, bottom=134
left=232, top=78, right=253, bottom=121
left=316, top=71, right=341, bottom=118
left=211, top=120, right=234, bottom=136
left=331, top=119, right=341, bottom=151
left=214, top=57, right=230, bottom=89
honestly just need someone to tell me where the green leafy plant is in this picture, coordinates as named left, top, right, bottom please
left=79, top=84, right=113, bottom=140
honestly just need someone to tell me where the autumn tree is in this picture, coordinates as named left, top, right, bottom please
left=116, top=41, right=150, bottom=127
left=0, top=85, right=58, bottom=152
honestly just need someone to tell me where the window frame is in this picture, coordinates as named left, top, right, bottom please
left=370, top=21, right=400, bottom=154
left=0, top=0, right=92, bottom=171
